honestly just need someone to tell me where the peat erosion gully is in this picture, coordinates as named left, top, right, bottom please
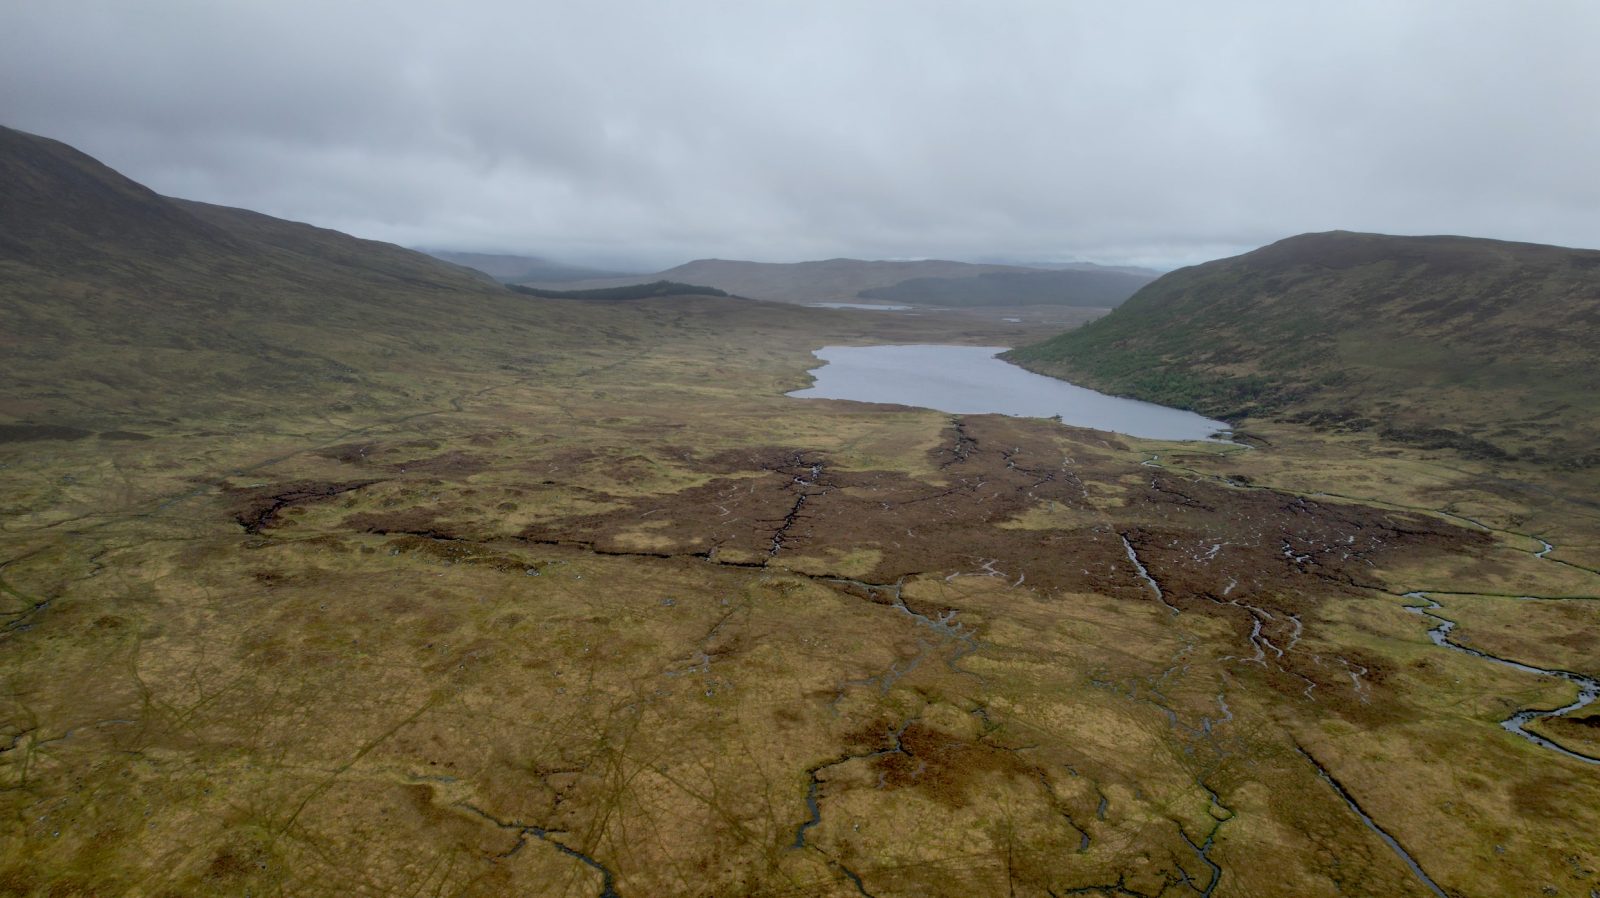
left=1294, top=744, right=1449, bottom=898
left=459, top=803, right=623, bottom=898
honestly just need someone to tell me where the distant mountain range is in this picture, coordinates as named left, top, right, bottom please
left=517, top=257, right=1156, bottom=307
left=418, top=249, right=639, bottom=283
left=1008, top=230, right=1600, bottom=466
left=860, top=268, right=1158, bottom=308
left=985, top=260, right=1165, bottom=278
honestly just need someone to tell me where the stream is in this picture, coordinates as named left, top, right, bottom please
left=1403, top=592, right=1600, bottom=765
left=1296, top=746, right=1448, bottom=898
left=1136, top=446, right=1600, bottom=765
left=1119, top=533, right=1179, bottom=615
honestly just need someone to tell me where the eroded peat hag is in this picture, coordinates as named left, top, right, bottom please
left=483, top=417, right=1486, bottom=639
left=229, top=479, right=386, bottom=534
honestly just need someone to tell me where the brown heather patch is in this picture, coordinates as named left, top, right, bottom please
left=867, top=721, right=1036, bottom=808
left=516, top=416, right=1485, bottom=619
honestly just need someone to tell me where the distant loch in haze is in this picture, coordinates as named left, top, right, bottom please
left=787, top=344, right=1231, bottom=441
left=805, top=302, right=913, bottom=311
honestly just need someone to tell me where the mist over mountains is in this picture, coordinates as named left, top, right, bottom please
left=418, top=250, right=640, bottom=284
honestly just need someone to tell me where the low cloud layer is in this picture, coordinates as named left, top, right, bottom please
left=4, top=1, right=1598, bottom=269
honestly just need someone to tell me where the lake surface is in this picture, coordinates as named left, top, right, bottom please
left=787, top=345, right=1231, bottom=441
left=806, top=302, right=913, bottom=311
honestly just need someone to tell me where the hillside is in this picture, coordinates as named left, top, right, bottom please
left=858, top=268, right=1154, bottom=307
left=0, top=125, right=610, bottom=429
left=1006, top=230, right=1600, bottom=465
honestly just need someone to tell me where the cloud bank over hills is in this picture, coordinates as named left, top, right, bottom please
left=4, top=1, right=1598, bottom=269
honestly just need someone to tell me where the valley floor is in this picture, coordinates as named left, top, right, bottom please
left=2, top=299, right=1598, bottom=897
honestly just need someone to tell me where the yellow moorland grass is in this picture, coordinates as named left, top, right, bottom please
left=4, top=296, right=1599, bottom=898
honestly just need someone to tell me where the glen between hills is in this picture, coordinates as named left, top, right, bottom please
left=3, top=126, right=1599, bottom=898
left=513, top=257, right=1156, bottom=308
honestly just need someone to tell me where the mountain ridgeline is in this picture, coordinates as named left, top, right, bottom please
left=1006, top=231, right=1600, bottom=466
left=517, top=257, right=1154, bottom=307
left=859, top=268, right=1156, bottom=307
left=508, top=280, right=728, bottom=301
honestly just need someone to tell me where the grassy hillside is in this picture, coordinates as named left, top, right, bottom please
left=858, top=268, right=1154, bottom=307
left=0, top=125, right=598, bottom=430
left=1007, top=231, right=1600, bottom=466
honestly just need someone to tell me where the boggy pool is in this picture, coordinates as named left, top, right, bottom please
left=787, top=344, right=1231, bottom=442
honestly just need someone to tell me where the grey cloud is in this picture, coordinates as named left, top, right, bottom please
left=3, top=0, right=1598, bottom=269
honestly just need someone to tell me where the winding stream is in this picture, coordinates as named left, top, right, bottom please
left=1135, top=446, right=1600, bottom=765
left=1403, top=592, right=1600, bottom=765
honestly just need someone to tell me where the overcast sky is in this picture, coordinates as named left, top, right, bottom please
left=4, top=1, right=1599, bottom=270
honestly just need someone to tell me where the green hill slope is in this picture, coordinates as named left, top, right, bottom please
left=1006, top=231, right=1600, bottom=465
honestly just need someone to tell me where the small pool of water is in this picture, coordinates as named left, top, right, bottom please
left=787, top=344, right=1231, bottom=441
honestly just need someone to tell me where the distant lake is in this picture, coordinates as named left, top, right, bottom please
left=787, top=345, right=1231, bottom=441
left=805, top=302, right=913, bottom=311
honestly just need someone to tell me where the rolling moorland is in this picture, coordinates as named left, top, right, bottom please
left=3, top=125, right=1600, bottom=898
